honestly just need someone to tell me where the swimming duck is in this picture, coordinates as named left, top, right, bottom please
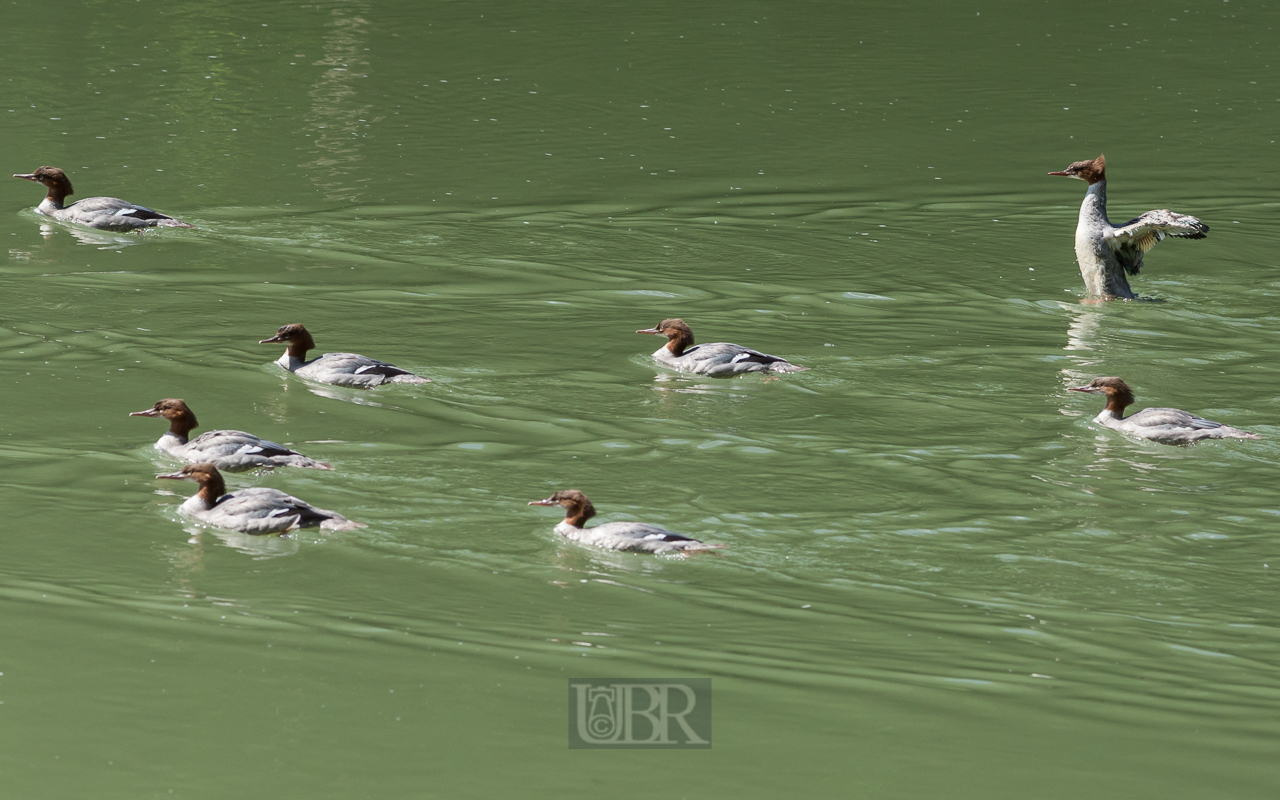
left=259, top=324, right=430, bottom=388
left=1068, top=377, right=1260, bottom=444
left=636, top=318, right=806, bottom=376
left=528, top=490, right=723, bottom=553
left=14, top=166, right=192, bottom=231
left=157, top=463, right=364, bottom=533
left=1049, top=155, right=1207, bottom=299
left=131, top=398, right=331, bottom=471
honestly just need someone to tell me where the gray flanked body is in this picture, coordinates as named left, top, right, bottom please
left=1074, top=182, right=1132, bottom=298
left=1069, top=377, right=1259, bottom=445
left=154, top=429, right=330, bottom=472
left=277, top=351, right=430, bottom=388
left=1051, top=156, right=1208, bottom=299
left=1090, top=406, right=1259, bottom=445
left=651, top=341, right=805, bottom=376
left=178, top=487, right=359, bottom=534
left=554, top=520, right=715, bottom=553
left=37, top=195, right=190, bottom=231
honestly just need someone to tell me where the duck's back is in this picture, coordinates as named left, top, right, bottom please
left=296, top=352, right=428, bottom=387
left=556, top=520, right=717, bottom=552
left=183, top=430, right=328, bottom=471
left=656, top=342, right=804, bottom=376
left=193, top=487, right=358, bottom=533
left=1111, top=407, right=1259, bottom=444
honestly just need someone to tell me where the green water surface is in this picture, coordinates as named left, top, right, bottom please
left=2, top=0, right=1279, bottom=797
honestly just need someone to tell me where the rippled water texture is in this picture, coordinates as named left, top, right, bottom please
left=2, top=1, right=1280, bottom=796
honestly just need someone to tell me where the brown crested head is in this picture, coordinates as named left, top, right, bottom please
left=636, top=318, right=695, bottom=354
left=156, top=462, right=226, bottom=497
left=259, top=323, right=315, bottom=351
left=1048, top=154, right=1106, bottom=184
left=528, top=489, right=597, bottom=526
left=1068, top=376, right=1135, bottom=412
left=14, top=166, right=74, bottom=199
left=130, top=398, right=198, bottom=427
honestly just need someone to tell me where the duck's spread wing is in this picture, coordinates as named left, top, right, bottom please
left=1105, top=210, right=1208, bottom=275
left=1125, top=407, right=1225, bottom=431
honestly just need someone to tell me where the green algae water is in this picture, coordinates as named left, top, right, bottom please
left=3, top=0, right=1280, bottom=796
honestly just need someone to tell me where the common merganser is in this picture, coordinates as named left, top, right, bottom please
left=259, top=324, right=430, bottom=388
left=131, top=398, right=331, bottom=471
left=157, top=463, right=364, bottom=533
left=1049, top=155, right=1208, bottom=299
left=1068, top=377, right=1260, bottom=444
left=636, top=318, right=806, bottom=376
left=14, top=166, right=193, bottom=231
left=528, top=490, right=724, bottom=553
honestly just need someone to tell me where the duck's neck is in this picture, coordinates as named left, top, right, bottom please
left=1080, top=180, right=1108, bottom=223
left=666, top=331, right=694, bottom=357
left=41, top=181, right=71, bottom=209
left=1103, top=392, right=1132, bottom=418
left=563, top=501, right=596, bottom=529
left=195, top=474, right=227, bottom=507
left=276, top=346, right=310, bottom=370
left=166, top=414, right=197, bottom=442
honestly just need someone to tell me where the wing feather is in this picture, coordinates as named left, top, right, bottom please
left=1105, top=210, right=1208, bottom=275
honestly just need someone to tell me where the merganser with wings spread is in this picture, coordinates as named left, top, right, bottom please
left=1049, top=155, right=1207, bottom=299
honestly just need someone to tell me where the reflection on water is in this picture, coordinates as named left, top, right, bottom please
left=1059, top=304, right=1105, bottom=415
left=1063, top=304, right=1101, bottom=354
left=45, top=222, right=144, bottom=250
left=649, top=371, right=755, bottom=397
left=200, top=526, right=303, bottom=559
left=303, top=3, right=373, bottom=202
